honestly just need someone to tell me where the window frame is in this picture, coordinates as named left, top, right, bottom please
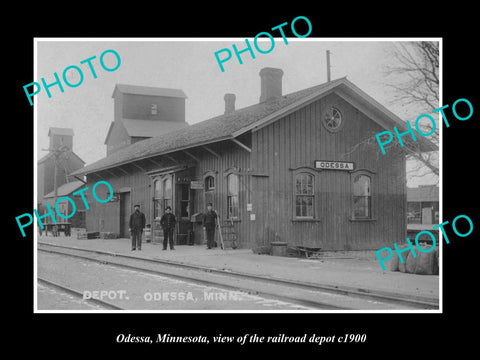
left=289, top=167, right=320, bottom=221
left=350, top=169, right=375, bottom=221
left=163, top=177, right=173, bottom=211
left=203, top=170, right=218, bottom=212
left=153, top=179, right=162, bottom=219
left=226, top=172, right=239, bottom=220
left=322, top=106, right=345, bottom=133
left=294, top=172, right=315, bottom=219
left=205, top=175, right=215, bottom=191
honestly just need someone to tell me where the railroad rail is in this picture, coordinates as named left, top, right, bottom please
left=37, top=242, right=439, bottom=310
left=38, top=276, right=124, bottom=310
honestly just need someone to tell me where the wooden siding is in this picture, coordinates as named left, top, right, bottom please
left=85, top=92, right=406, bottom=251
left=85, top=138, right=252, bottom=247
left=86, top=166, right=151, bottom=234
left=251, top=92, right=406, bottom=250
left=190, top=137, right=252, bottom=248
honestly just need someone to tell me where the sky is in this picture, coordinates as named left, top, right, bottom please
left=35, top=38, right=439, bottom=186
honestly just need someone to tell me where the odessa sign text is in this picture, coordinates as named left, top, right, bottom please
left=314, top=160, right=354, bottom=170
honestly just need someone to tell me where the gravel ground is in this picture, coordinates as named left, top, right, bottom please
left=37, top=252, right=318, bottom=310
left=38, top=235, right=440, bottom=301
left=37, top=282, right=105, bottom=310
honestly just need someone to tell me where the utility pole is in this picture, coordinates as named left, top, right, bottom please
left=326, top=50, right=332, bottom=82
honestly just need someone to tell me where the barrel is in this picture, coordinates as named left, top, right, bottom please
left=271, top=241, right=288, bottom=257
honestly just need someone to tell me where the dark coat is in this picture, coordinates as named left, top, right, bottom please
left=129, top=210, right=146, bottom=231
left=202, top=210, right=218, bottom=228
left=160, top=212, right=176, bottom=229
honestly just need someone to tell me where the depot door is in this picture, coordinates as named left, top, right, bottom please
left=120, top=192, right=131, bottom=238
left=176, top=183, right=193, bottom=245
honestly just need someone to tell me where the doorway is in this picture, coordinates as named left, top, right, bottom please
left=120, top=192, right=131, bottom=238
left=176, top=183, right=193, bottom=245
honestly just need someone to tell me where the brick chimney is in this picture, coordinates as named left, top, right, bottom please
left=224, top=93, right=236, bottom=114
left=259, top=67, right=283, bottom=103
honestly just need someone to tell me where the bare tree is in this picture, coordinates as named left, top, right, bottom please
left=343, top=41, right=439, bottom=182
left=385, top=42, right=439, bottom=113
left=384, top=41, right=439, bottom=180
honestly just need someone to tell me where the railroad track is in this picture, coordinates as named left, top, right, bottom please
left=38, top=276, right=124, bottom=310
left=37, top=242, right=439, bottom=310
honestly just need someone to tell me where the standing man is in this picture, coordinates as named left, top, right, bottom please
left=203, top=203, right=218, bottom=249
left=160, top=206, right=176, bottom=250
left=129, top=204, right=146, bottom=251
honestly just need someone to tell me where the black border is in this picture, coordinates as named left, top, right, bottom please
left=9, top=5, right=479, bottom=355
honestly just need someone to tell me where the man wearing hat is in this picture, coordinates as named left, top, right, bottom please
left=129, top=204, right=146, bottom=251
left=160, top=206, right=176, bottom=250
left=202, top=203, right=218, bottom=249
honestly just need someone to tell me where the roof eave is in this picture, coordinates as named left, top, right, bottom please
left=231, top=77, right=438, bottom=153
left=71, top=135, right=233, bottom=176
left=334, top=80, right=438, bottom=153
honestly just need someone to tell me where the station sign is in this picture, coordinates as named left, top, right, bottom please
left=314, top=160, right=354, bottom=171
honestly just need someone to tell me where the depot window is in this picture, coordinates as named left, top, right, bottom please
left=352, top=173, right=372, bottom=219
left=163, top=177, right=172, bottom=210
left=227, top=173, right=239, bottom=219
left=323, top=106, right=344, bottom=132
left=295, top=172, right=314, bottom=218
left=153, top=179, right=162, bottom=218
left=205, top=176, right=215, bottom=191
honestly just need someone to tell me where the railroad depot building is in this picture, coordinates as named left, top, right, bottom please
left=71, top=68, right=435, bottom=251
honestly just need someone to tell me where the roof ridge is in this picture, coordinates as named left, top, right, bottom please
left=121, top=117, right=189, bottom=123
left=175, top=78, right=340, bottom=126
left=74, top=76, right=433, bottom=177
left=74, top=79, right=345, bottom=175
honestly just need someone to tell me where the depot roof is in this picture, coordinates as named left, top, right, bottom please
left=44, top=180, right=85, bottom=198
left=72, top=77, right=437, bottom=176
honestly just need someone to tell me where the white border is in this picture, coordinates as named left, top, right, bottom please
left=33, top=37, right=442, bottom=314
